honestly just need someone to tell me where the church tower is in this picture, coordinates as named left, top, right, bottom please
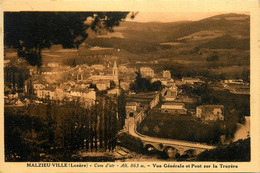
left=112, top=60, right=119, bottom=85
left=113, top=60, right=118, bottom=76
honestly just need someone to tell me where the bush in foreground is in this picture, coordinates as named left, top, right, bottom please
left=195, top=138, right=250, bottom=161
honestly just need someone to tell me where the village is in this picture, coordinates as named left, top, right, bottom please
left=2, top=10, right=252, bottom=163
left=5, top=56, right=230, bottom=121
left=4, top=53, right=250, bottom=147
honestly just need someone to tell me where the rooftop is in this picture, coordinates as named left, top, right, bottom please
left=71, top=87, right=95, bottom=94
left=197, top=105, right=224, bottom=109
left=162, top=102, right=185, bottom=106
left=182, top=77, right=200, bottom=80
left=140, top=67, right=154, bottom=71
left=126, top=102, right=139, bottom=106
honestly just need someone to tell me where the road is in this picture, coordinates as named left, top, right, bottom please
left=223, top=84, right=238, bottom=94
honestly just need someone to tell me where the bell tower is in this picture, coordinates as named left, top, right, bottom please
left=112, top=60, right=119, bottom=85
left=113, top=60, right=118, bottom=76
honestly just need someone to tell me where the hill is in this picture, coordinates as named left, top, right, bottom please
left=83, top=13, right=249, bottom=55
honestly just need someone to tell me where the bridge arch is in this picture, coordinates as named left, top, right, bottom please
left=163, top=146, right=179, bottom=158
left=144, top=144, right=157, bottom=153
left=184, top=149, right=197, bottom=157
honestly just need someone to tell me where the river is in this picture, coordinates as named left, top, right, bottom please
left=232, top=116, right=250, bottom=142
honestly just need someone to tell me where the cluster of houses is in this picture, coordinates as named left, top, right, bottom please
left=5, top=57, right=225, bottom=123
left=125, top=66, right=225, bottom=124
left=22, top=60, right=122, bottom=107
left=24, top=80, right=96, bottom=107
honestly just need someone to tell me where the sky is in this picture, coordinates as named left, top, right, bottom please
left=125, top=11, right=249, bottom=23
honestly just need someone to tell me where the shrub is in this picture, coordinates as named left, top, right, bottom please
left=117, top=133, right=144, bottom=153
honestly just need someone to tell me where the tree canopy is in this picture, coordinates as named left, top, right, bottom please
left=130, top=72, right=162, bottom=93
left=4, top=12, right=129, bottom=67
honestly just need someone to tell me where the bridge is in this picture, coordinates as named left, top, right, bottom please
left=126, top=111, right=216, bottom=157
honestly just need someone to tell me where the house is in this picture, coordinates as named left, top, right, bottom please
left=224, top=79, right=244, bottom=84
left=69, top=88, right=96, bottom=106
left=162, top=70, right=171, bottom=79
left=120, top=81, right=131, bottom=91
left=8, top=93, right=19, bottom=100
left=126, top=102, right=139, bottom=111
left=96, top=80, right=111, bottom=91
left=175, top=95, right=197, bottom=103
left=33, top=83, right=46, bottom=94
left=140, top=67, right=154, bottom=78
left=36, top=87, right=55, bottom=100
left=77, top=73, right=84, bottom=82
left=151, top=78, right=168, bottom=86
left=40, top=66, right=61, bottom=75
left=33, top=83, right=45, bottom=90
left=54, top=88, right=65, bottom=100
left=196, top=105, right=224, bottom=122
left=28, top=66, right=38, bottom=75
left=91, top=64, right=105, bottom=71
left=119, top=65, right=128, bottom=73
left=88, top=61, right=119, bottom=85
left=166, top=80, right=176, bottom=87
left=182, top=77, right=201, bottom=84
left=126, top=102, right=140, bottom=118
left=162, top=86, right=178, bottom=101
left=4, top=59, right=11, bottom=67
left=161, top=102, right=187, bottom=114
left=47, top=63, right=60, bottom=67
left=15, top=99, right=24, bottom=106
left=107, top=88, right=120, bottom=95
left=164, top=90, right=177, bottom=101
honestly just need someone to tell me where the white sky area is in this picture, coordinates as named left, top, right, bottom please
left=125, top=11, right=249, bottom=23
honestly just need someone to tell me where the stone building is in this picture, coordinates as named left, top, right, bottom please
left=196, top=105, right=224, bottom=122
left=140, top=67, right=154, bottom=78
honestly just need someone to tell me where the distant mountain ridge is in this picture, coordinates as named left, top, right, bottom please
left=84, top=13, right=249, bottom=54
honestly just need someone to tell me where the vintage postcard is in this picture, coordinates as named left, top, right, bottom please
left=0, top=0, right=260, bottom=172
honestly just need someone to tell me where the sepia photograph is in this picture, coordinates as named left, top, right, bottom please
left=3, top=10, right=251, bottom=163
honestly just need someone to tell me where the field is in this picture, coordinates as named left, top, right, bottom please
left=137, top=110, right=224, bottom=144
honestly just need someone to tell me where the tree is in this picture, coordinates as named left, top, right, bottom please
left=130, top=72, right=162, bottom=93
left=195, top=138, right=250, bottom=161
left=118, top=89, right=126, bottom=129
left=4, top=12, right=129, bottom=67
left=109, top=80, right=116, bottom=89
left=242, top=69, right=250, bottom=83
left=150, top=80, right=162, bottom=91
left=72, top=58, right=77, bottom=67
left=89, top=83, right=97, bottom=90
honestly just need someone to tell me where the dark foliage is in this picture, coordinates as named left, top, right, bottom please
left=4, top=12, right=129, bottom=67
left=5, top=97, right=123, bottom=161
left=196, top=138, right=250, bottom=161
left=138, top=112, right=225, bottom=145
left=110, top=80, right=116, bottom=89
left=4, top=66, right=30, bottom=90
left=130, top=72, right=162, bottom=93
left=200, top=35, right=250, bottom=50
left=181, top=83, right=249, bottom=139
left=5, top=109, right=50, bottom=161
left=242, top=69, right=250, bottom=83
left=118, top=90, right=127, bottom=129
left=117, top=133, right=144, bottom=153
